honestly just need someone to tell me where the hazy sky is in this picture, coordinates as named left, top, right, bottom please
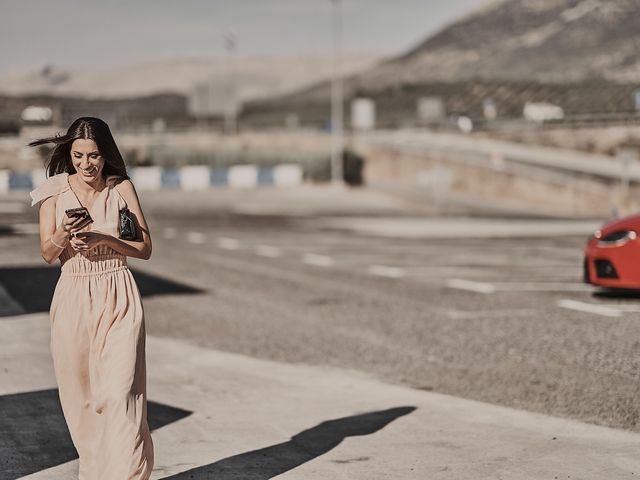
left=1, top=0, right=486, bottom=74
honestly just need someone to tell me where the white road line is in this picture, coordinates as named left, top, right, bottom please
left=368, top=265, right=405, bottom=279
left=0, top=203, right=25, bottom=214
left=163, top=227, right=177, bottom=239
left=608, top=304, right=640, bottom=312
left=557, top=299, right=623, bottom=318
left=446, top=278, right=496, bottom=294
left=255, top=245, right=281, bottom=258
left=11, top=223, right=40, bottom=235
left=302, top=253, right=334, bottom=267
left=187, top=231, right=206, bottom=244
left=493, top=282, right=592, bottom=292
left=217, top=237, right=240, bottom=250
left=447, top=278, right=592, bottom=294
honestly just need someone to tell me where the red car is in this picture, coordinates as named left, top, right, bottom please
left=584, top=213, right=640, bottom=288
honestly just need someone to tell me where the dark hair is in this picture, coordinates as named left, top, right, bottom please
left=27, top=116, right=130, bottom=180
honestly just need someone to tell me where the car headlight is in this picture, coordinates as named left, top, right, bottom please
left=587, top=229, right=602, bottom=243
left=597, top=230, right=637, bottom=246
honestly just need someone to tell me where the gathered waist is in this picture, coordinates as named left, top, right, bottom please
left=60, top=252, right=129, bottom=277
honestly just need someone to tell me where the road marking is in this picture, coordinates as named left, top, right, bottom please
left=0, top=203, right=25, bottom=213
left=557, top=299, right=623, bottom=318
left=10, top=223, right=40, bottom=235
left=446, top=278, right=496, bottom=294
left=255, top=245, right=281, bottom=258
left=607, top=304, right=640, bottom=312
left=302, top=253, right=334, bottom=267
left=217, top=237, right=240, bottom=250
left=187, top=231, right=206, bottom=244
left=447, top=278, right=591, bottom=294
left=493, top=282, right=592, bottom=292
left=163, top=227, right=177, bottom=239
left=368, top=265, right=405, bottom=278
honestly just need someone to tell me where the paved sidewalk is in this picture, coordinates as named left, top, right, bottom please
left=3, top=313, right=640, bottom=479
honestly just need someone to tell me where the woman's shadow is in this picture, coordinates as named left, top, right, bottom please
left=163, top=406, right=416, bottom=479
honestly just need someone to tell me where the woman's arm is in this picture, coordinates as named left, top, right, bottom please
left=103, top=179, right=152, bottom=260
left=38, top=196, right=74, bottom=264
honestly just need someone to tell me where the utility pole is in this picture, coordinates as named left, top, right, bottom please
left=223, top=30, right=237, bottom=135
left=330, top=0, right=344, bottom=185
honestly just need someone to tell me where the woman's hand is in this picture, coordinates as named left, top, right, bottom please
left=70, top=232, right=108, bottom=252
left=61, top=213, right=87, bottom=236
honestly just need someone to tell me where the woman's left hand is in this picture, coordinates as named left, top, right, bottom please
left=70, top=232, right=109, bottom=252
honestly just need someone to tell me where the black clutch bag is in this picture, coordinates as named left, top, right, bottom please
left=119, top=207, right=137, bottom=240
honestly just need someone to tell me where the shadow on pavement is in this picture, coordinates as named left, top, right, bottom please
left=593, top=288, right=640, bottom=299
left=163, top=406, right=416, bottom=479
left=0, top=388, right=191, bottom=479
left=0, top=265, right=204, bottom=317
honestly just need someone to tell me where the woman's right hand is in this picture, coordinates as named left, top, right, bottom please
left=60, top=213, right=87, bottom=237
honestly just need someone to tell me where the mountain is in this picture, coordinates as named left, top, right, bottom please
left=239, top=0, right=640, bottom=128
left=359, top=0, right=640, bottom=89
left=0, top=53, right=381, bottom=102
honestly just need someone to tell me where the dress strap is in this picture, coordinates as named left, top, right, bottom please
left=29, top=172, right=70, bottom=208
left=106, top=174, right=129, bottom=209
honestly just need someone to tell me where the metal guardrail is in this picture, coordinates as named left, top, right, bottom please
left=357, top=129, right=640, bottom=183
left=543, top=112, right=640, bottom=129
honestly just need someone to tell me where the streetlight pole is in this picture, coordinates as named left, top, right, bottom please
left=223, top=30, right=237, bottom=135
left=330, top=0, right=344, bottom=185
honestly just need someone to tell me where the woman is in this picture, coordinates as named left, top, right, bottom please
left=28, top=117, right=154, bottom=480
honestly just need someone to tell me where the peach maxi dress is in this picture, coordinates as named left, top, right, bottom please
left=30, top=172, right=154, bottom=480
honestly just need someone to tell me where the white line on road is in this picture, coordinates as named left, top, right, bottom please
left=255, top=245, right=281, bottom=258
left=493, top=282, right=593, bottom=292
left=302, top=253, right=334, bottom=267
left=446, top=278, right=496, bottom=294
left=217, top=237, right=240, bottom=250
left=187, top=231, right=206, bottom=244
left=0, top=203, right=25, bottom=214
left=606, top=304, right=640, bottom=312
left=10, top=223, right=40, bottom=235
left=163, top=227, right=177, bottom=239
left=446, top=278, right=592, bottom=294
left=368, top=265, right=405, bottom=278
left=557, top=299, right=623, bottom=317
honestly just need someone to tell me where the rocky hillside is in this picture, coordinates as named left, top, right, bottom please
left=241, top=0, right=640, bottom=128
left=361, top=0, right=640, bottom=89
left=0, top=53, right=380, bottom=103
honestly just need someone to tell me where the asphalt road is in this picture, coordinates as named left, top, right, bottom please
left=3, top=186, right=640, bottom=433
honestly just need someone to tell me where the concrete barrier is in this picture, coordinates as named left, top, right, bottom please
left=131, top=166, right=162, bottom=191
left=31, top=168, right=48, bottom=189
left=273, top=164, right=303, bottom=187
left=228, top=165, right=258, bottom=188
left=0, top=169, right=10, bottom=194
left=1, top=164, right=306, bottom=192
left=179, top=165, right=210, bottom=191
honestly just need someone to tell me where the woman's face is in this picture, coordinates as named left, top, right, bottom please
left=70, top=138, right=105, bottom=183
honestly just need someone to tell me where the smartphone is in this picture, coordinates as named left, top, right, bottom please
left=65, top=207, right=93, bottom=230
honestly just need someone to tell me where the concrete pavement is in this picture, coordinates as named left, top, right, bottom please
left=3, top=312, right=640, bottom=479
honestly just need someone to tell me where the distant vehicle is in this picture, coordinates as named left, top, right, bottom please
left=584, top=214, right=640, bottom=289
left=523, top=102, right=564, bottom=123
left=21, top=106, right=53, bottom=124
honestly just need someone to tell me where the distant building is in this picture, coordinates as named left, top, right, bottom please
left=0, top=93, right=194, bottom=134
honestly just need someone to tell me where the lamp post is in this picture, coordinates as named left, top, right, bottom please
left=329, top=0, right=344, bottom=185
left=223, top=30, right=237, bottom=135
